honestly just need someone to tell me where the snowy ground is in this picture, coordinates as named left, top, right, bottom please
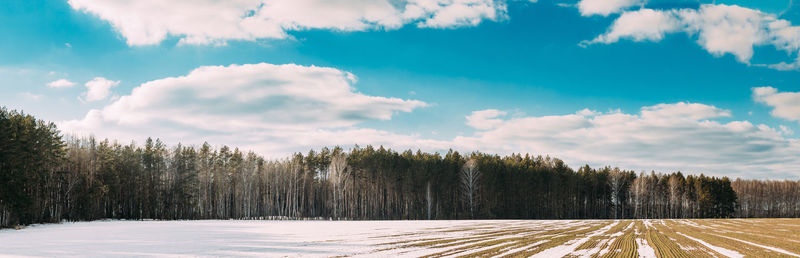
left=1, top=219, right=799, bottom=257
left=0, top=220, right=469, bottom=257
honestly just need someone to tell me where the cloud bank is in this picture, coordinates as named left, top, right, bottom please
left=68, top=0, right=800, bottom=70
left=454, top=103, right=800, bottom=178
left=58, top=63, right=800, bottom=178
left=68, top=0, right=508, bottom=46
left=60, top=63, right=438, bottom=156
left=586, top=4, right=800, bottom=67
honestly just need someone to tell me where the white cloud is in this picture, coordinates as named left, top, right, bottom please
left=466, top=109, right=507, bottom=130
left=47, top=79, right=77, bottom=88
left=19, top=92, right=43, bottom=101
left=640, top=102, right=731, bottom=120
left=57, top=63, right=800, bottom=177
left=60, top=63, right=433, bottom=156
left=767, top=58, right=800, bottom=70
left=584, top=8, right=680, bottom=44
left=452, top=102, right=800, bottom=178
left=679, top=4, right=771, bottom=62
left=753, top=86, right=800, bottom=123
left=577, top=0, right=641, bottom=16
left=83, top=77, right=119, bottom=102
left=410, top=0, right=507, bottom=28
left=68, top=0, right=507, bottom=46
left=576, top=108, right=600, bottom=116
left=587, top=4, right=800, bottom=67
left=779, top=125, right=794, bottom=135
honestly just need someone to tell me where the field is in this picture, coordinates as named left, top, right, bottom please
left=1, top=219, right=799, bottom=257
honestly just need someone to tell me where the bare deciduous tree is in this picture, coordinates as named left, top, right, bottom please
left=668, top=175, right=682, bottom=218
left=328, top=152, right=348, bottom=219
left=608, top=168, right=626, bottom=219
left=461, top=159, right=480, bottom=219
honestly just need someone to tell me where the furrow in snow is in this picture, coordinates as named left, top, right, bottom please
left=709, top=233, right=800, bottom=257
left=676, top=232, right=743, bottom=258
left=531, top=221, right=619, bottom=258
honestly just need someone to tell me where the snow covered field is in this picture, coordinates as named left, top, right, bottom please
left=1, top=219, right=799, bottom=257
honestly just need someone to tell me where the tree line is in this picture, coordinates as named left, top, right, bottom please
left=1, top=107, right=799, bottom=227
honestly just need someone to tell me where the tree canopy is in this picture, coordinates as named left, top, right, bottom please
left=1, top=107, right=797, bottom=228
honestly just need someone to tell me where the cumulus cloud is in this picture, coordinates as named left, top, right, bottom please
left=640, top=102, right=731, bottom=120
left=679, top=4, right=772, bottom=62
left=68, top=0, right=507, bottom=46
left=57, top=63, right=800, bottom=177
left=452, top=102, right=800, bottom=178
left=466, top=109, right=507, bottom=130
left=59, top=63, right=434, bottom=156
left=753, top=86, right=800, bottom=123
left=584, top=8, right=680, bottom=44
left=586, top=4, right=800, bottom=66
left=46, top=79, right=77, bottom=88
left=83, top=77, right=119, bottom=102
left=410, top=0, right=507, bottom=28
left=577, top=0, right=641, bottom=16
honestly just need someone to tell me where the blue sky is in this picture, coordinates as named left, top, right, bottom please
left=2, top=0, right=800, bottom=178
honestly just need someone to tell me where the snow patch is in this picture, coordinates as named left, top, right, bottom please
left=676, top=219, right=713, bottom=229
left=710, top=233, right=800, bottom=257
left=642, top=219, right=653, bottom=229
left=533, top=221, right=619, bottom=258
left=677, top=232, right=743, bottom=258
left=636, top=237, right=657, bottom=258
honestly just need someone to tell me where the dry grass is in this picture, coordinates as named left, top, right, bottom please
left=423, top=221, right=607, bottom=257
left=364, top=218, right=800, bottom=257
left=597, top=221, right=637, bottom=258
left=695, top=219, right=800, bottom=254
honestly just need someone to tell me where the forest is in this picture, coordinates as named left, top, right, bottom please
left=2, top=107, right=799, bottom=228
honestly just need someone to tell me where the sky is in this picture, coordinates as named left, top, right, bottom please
left=1, top=0, right=800, bottom=179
